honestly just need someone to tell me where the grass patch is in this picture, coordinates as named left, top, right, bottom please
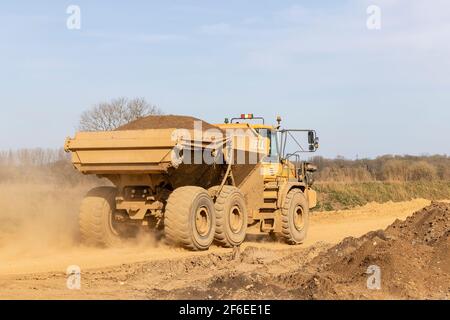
left=313, top=181, right=450, bottom=211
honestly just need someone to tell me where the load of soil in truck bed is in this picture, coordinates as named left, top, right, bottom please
left=116, top=115, right=221, bottom=131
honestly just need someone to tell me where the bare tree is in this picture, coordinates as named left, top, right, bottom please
left=79, top=97, right=162, bottom=131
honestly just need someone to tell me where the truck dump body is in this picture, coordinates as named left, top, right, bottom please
left=65, top=129, right=180, bottom=174
left=65, top=124, right=267, bottom=191
left=65, top=117, right=268, bottom=176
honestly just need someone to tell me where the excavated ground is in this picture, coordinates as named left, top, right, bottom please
left=146, top=202, right=450, bottom=300
left=1, top=199, right=448, bottom=300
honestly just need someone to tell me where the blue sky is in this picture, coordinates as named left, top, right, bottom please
left=0, top=0, right=449, bottom=158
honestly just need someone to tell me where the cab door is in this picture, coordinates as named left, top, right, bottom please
left=258, top=130, right=282, bottom=181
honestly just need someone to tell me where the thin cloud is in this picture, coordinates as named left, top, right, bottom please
left=86, top=31, right=187, bottom=44
left=275, top=4, right=310, bottom=23
left=237, top=1, right=450, bottom=75
left=199, top=23, right=232, bottom=35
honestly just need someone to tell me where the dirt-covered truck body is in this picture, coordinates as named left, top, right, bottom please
left=65, top=115, right=319, bottom=250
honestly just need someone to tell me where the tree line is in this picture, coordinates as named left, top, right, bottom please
left=309, top=154, right=450, bottom=182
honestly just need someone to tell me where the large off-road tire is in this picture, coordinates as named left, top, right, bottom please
left=209, top=186, right=248, bottom=247
left=164, top=186, right=216, bottom=251
left=280, top=189, right=310, bottom=245
left=79, top=186, right=124, bottom=247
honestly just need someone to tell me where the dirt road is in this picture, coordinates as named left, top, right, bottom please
left=0, top=198, right=435, bottom=300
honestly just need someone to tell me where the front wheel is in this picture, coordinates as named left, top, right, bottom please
left=279, top=189, right=310, bottom=244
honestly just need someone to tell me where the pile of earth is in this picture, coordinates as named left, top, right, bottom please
left=116, top=115, right=221, bottom=131
left=294, top=201, right=450, bottom=299
left=162, top=202, right=450, bottom=299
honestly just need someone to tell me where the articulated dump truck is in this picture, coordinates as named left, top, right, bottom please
left=65, top=114, right=319, bottom=251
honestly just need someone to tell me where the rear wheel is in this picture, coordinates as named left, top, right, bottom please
left=164, top=186, right=216, bottom=251
left=79, top=186, right=134, bottom=247
left=210, top=186, right=248, bottom=247
left=280, top=189, right=310, bottom=244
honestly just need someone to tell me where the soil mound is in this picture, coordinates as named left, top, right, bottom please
left=387, top=201, right=450, bottom=245
left=300, top=202, right=450, bottom=299
left=116, top=115, right=221, bottom=131
left=160, top=203, right=450, bottom=299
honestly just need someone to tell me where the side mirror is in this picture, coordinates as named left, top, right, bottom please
left=308, top=131, right=315, bottom=144
left=308, top=131, right=319, bottom=151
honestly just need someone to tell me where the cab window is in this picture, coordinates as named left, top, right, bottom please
left=256, top=129, right=279, bottom=162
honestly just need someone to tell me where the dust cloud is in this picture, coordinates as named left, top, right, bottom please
left=0, top=183, right=85, bottom=258
left=0, top=178, right=164, bottom=275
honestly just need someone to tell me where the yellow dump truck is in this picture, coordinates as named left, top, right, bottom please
left=65, top=114, right=319, bottom=250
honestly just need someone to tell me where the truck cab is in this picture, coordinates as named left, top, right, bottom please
left=216, top=114, right=319, bottom=237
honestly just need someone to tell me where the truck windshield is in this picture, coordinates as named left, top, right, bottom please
left=256, top=129, right=279, bottom=163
